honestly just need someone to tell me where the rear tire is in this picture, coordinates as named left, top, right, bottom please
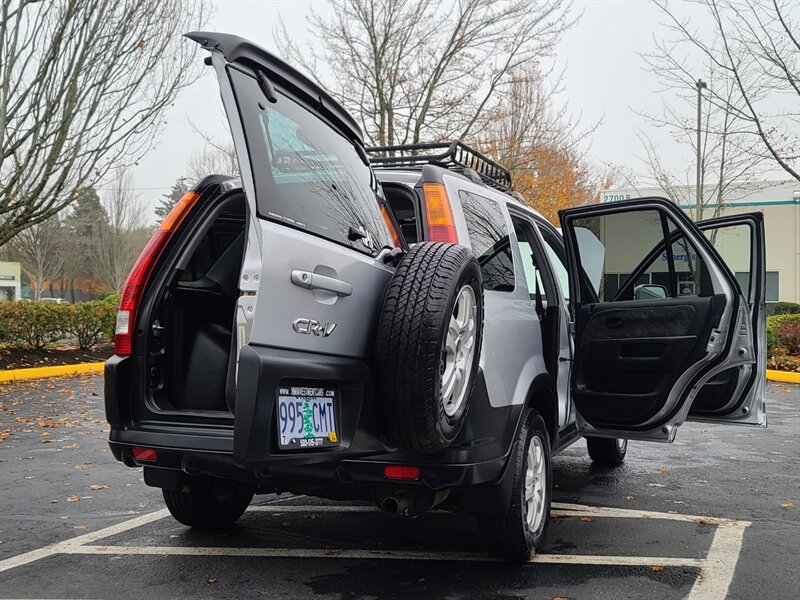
left=162, top=478, right=254, bottom=529
left=586, top=437, right=627, bottom=466
left=478, top=411, right=552, bottom=561
left=375, top=242, right=484, bottom=453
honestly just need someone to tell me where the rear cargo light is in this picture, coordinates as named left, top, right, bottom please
left=380, top=202, right=403, bottom=248
left=422, top=182, right=458, bottom=243
left=384, top=465, right=421, bottom=480
left=114, top=191, right=201, bottom=356
left=132, top=447, right=158, bottom=462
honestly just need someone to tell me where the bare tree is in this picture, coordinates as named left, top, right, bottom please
left=186, top=126, right=239, bottom=183
left=476, top=67, right=606, bottom=221
left=652, top=0, right=799, bottom=182
left=639, top=37, right=768, bottom=220
left=0, top=0, right=209, bottom=247
left=8, top=216, right=64, bottom=301
left=276, top=0, right=575, bottom=147
left=94, top=169, right=146, bottom=293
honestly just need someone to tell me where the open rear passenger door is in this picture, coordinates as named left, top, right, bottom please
left=559, top=198, right=766, bottom=443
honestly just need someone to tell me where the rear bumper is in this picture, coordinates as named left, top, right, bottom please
left=106, top=344, right=522, bottom=510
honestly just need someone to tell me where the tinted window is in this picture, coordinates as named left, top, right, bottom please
left=229, top=68, right=392, bottom=256
left=570, top=209, right=711, bottom=302
left=459, top=191, right=515, bottom=292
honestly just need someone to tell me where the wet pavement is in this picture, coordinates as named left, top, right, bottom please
left=1, top=375, right=798, bottom=599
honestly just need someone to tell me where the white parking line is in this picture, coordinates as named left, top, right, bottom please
left=0, top=509, right=170, bottom=574
left=62, top=543, right=706, bottom=568
left=0, top=501, right=750, bottom=600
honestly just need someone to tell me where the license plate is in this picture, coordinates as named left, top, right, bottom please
left=276, top=384, right=338, bottom=450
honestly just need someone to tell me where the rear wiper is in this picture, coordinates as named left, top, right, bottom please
left=256, top=70, right=277, bottom=103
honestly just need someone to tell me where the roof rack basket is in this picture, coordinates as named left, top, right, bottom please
left=365, top=141, right=512, bottom=192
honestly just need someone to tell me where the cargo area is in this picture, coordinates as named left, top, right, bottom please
left=145, top=190, right=246, bottom=414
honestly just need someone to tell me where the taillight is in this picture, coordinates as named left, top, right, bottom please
left=384, top=465, right=421, bottom=480
left=422, top=182, right=458, bottom=243
left=114, top=191, right=201, bottom=356
left=132, top=447, right=158, bottom=462
left=380, top=202, right=403, bottom=248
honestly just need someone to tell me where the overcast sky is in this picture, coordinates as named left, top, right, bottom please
left=126, top=0, right=785, bottom=219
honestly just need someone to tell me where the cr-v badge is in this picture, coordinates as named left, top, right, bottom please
left=292, top=318, right=337, bottom=337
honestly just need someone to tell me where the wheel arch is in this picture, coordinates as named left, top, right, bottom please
left=524, top=373, right=557, bottom=446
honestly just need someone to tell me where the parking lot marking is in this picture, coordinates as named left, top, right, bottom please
left=61, top=544, right=706, bottom=568
left=687, top=520, right=749, bottom=600
left=0, top=500, right=750, bottom=600
left=0, top=509, right=170, bottom=574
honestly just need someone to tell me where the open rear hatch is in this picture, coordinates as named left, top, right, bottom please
left=186, top=32, right=401, bottom=466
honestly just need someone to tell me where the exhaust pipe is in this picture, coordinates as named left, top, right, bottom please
left=379, top=492, right=413, bottom=515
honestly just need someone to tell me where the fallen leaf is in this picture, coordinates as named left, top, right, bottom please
left=89, top=484, right=110, bottom=491
left=207, top=577, right=218, bottom=584
left=74, top=463, right=93, bottom=470
left=578, top=516, right=593, bottom=522
left=650, top=565, right=666, bottom=572
left=657, top=466, right=668, bottom=473
left=625, top=495, right=635, bottom=501
left=780, top=502, right=794, bottom=509
left=66, top=495, right=80, bottom=502
left=693, top=518, right=720, bottom=526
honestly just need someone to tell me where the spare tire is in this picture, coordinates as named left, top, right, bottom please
left=375, top=242, right=484, bottom=453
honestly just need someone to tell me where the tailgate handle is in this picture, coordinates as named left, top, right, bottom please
left=291, top=270, right=353, bottom=297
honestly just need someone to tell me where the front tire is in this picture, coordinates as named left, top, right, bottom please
left=163, top=478, right=254, bottom=529
left=478, top=411, right=552, bottom=561
left=586, top=437, right=627, bottom=466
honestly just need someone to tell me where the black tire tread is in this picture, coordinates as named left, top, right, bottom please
left=162, top=481, right=253, bottom=529
left=478, top=412, right=551, bottom=561
left=586, top=436, right=627, bottom=466
left=375, top=242, right=483, bottom=453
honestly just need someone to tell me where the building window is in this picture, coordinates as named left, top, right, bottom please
left=735, top=271, right=779, bottom=304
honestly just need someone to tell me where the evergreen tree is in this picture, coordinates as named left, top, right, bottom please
left=156, top=178, right=189, bottom=221
left=63, top=187, right=108, bottom=299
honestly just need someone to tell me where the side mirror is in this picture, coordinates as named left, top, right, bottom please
left=634, top=284, right=668, bottom=300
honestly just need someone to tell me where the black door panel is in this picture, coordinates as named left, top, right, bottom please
left=573, top=296, right=722, bottom=427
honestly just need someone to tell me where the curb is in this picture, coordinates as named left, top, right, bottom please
left=0, top=362, right=105, bottom=383
left=766, top=369, right=800, bottom=384
left=1, top=361, right=797, bottom=384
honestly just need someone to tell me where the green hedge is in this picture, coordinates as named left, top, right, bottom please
left=0, top=300, right=117, bottom=350
left=774, top=301, right=800, bottom=315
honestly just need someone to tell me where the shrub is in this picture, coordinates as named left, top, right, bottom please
left=66, top=301, right=117, bottom=349
left=0, top=302, right=68, bottom=349
left=0, top=300, right=117, bottom=350
left=774, top=301, right=800, bottom=315
left=772, top=314, right=800, bottom=356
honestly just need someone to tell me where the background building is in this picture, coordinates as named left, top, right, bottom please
left=0, top=261, right=22, bottom=301
left=599, top=180, right=800, bottom=308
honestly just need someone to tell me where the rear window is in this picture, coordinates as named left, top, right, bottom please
left=229, top=67, right=392, bottom=256
left=459, top=191, right=515, bottom=292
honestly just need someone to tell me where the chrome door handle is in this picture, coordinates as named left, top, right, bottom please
left=291, top=270, right=353, bottom=297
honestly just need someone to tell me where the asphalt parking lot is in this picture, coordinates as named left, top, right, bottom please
left=1, top=375, right=798, bottom=600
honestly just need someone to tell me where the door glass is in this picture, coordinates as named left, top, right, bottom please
left=228, top=68, right=393, bottom=256
left=703, top=223, right=753, bottom=301
left=570, top=209, right=711, bottom=302
left=513, top=220, right=552, bottom=309
left=542, top=234, right=569, bottom=303
left=459, top=191, right=515, bottom=292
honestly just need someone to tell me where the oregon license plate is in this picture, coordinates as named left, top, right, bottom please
left=276, top=384, right=338, bottom=450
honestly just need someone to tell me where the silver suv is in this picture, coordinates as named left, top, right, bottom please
left=105, top=32, right=767, bottom=561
